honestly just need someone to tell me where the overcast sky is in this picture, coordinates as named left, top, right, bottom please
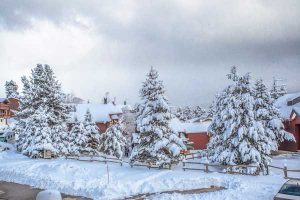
left=0, top=0, right=299, bottom=107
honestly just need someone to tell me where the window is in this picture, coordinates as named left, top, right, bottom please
left=279, top=184, right=300, bottom=196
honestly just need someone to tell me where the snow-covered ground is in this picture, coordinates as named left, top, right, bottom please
left=0, top=150, right=299, bottom=200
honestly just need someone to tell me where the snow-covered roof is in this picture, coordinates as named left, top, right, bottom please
left=0, top=98, right=8, bottom=103
left=71, top=103, right=123, bottom=122
left=170, top=118, right=211, bottom=134
left=292, top=107, right=300, bottom=116
left=275, top=92, right=300, bottom=119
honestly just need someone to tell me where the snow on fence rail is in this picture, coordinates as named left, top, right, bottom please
left=182, top=161, right=260, bottom=176
left=183, top=161, right=300, bottom=178
left=129, top=162, right=172, bottom=170
left=183, top=152, right=201, bottom=160
left=65, top=155, right=123, bottom=166
left=267, top=165, right=300, bottom=180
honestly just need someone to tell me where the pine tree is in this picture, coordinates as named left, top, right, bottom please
left=5, top=80, right=19, bottom=99
left=99, top=121, right=127, bottom=159
left=253, top=79, right=295, bottom=146
left=15, top=64, right=70, bottom=158
left=15, top=76, right=34, bottom=152
left=68, top=117, right=87, bottom=156
left=175, top=107, right=185, bottom=121
left=207, top=67, right=270, bottom=173
left=22, top=108, right=56, bottom=158
left=193, top=106, right=207, bottom=121
left=270, top=79, right=287, bottom=101
left=206, top=103, right=214, bottom=119
left=130, top=67, right=186, bottom=167
left=83, top=109, right=101, bottom=155
left=183, top=106, right=193, bottom=121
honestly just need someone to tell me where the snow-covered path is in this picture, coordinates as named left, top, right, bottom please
left=0, top=151, right=299, bottom=200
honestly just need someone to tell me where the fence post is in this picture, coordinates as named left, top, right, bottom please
left=205, top=164, right=209, bottom=173
left=266, top=166, right=269, bottom=175
left=284, top=166, right=288, bottom=178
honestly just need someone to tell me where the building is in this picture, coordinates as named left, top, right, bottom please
left=275, top=93, right=300, bottom=151
left=0, top=97, right=19, bottom=143
left=0, top=98, right=11, bottom=126
left=70, top=103, right=124, bottom=133
left=0, top=97, right=19, bottom=125
left=170, top=118, right=211, bottom=150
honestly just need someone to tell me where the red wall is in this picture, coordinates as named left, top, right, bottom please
left=187, top=132, right=210, bottom=150
left=280, top=116, right=300, bottom=152
left=96, top=122, right=110, bottom=133
left=8, top=98, right=19, bottom=112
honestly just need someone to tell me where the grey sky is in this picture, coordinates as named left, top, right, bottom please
left=0, top=0, right=299, bottom=107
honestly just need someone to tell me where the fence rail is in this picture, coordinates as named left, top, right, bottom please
left=65, top=155, right=123, bottom=166
left=267, top=165, right=300, bottom=180
left=182, top=161, right=300, bottom=179
left=183, top=161, right=259, bottom=176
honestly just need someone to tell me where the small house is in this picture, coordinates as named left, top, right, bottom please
left=275, top=92, right=300, bottom=151
left=170, top=118, right=211, bottom=150
left=70, top=102, right=124, bottom=133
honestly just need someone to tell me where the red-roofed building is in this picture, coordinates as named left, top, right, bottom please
left=0, top=98, right=19, bottom=126
left=276, top=93, right=300, bottom=151
left=170, top=118, right=211, bottom=150
left=71, top=103, right=124, bottom=133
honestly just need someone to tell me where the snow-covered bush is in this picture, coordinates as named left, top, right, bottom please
left=36, top=190, right=62, bottom=200
left=130, top=67, right=186, bottom=167
left=83, top=109, right=101, bottom=155
left=68, top=117, right=88, bottom=156
left=22, top=108, right=56, bottom=158
left=99, top=121, right=127, bottom=159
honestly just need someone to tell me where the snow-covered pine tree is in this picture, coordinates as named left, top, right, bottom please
left=193, top=106, right=206, bottom=121
left=270, top=78, right=287, bottom=101
left=5, top=80, right=19, bottom=99
left=22, top=108, right=56, bottom=158
left=83, top=109, right=101, bottom=155
left=207, top=67, right=270, bottom=173
left=68, top=117, right=87, bottom=156
left=15, top=64, right=70, bottom=157
left=182, top=106, right=193, bottom=121
left=99, top=121, right=127, bottom=159
left=130, top=67, right=186, bottom=167
left=41, top=65, right=70, bottom=156
left=15, top=76, right=34, bottom=152
left=253, top=79, right=295, bottom=146
left=175, top=107, right=185, bottom=121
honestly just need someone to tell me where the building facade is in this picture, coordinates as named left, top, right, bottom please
left=275, top=93, right=300, bottom=151
left=170, top=118, right=211, bottom=150
left=0, top=97, right=19, bottom=126
left=71, top=103, right=124, bottom=133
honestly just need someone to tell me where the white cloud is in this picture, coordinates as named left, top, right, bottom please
left=0, top=0, right=299, bottom=106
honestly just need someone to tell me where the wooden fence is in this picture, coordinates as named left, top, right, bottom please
left=129, top=162, right=171, bottom=170
left=183, top=161, right=300, bottom=179
left=65, top=155, right=123, bottom=166
left=267, top=165, right=300, bottom=180
left=65, top=155, right=172, bottom=169
left=183, top=152, right=201, bottom=160
left=183, top=161, right=260, bottom=176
